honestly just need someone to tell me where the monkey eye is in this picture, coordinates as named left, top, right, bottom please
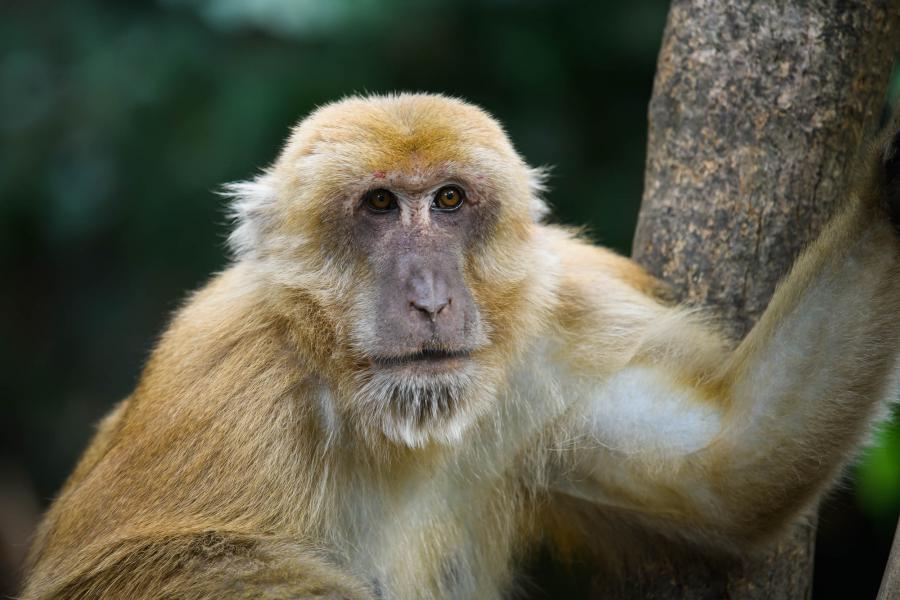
left=364, top=188, right=398, bottom=212
left=432, top=186, right=465, bottom=211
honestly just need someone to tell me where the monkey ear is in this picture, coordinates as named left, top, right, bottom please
left=221, top=172, right=279, bottom=258
left=528, top=166, right=552, bottom=221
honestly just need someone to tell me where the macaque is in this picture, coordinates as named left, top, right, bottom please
left=23, top=94, right=900, bottom=599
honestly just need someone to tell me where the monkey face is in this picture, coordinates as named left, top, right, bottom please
left=342, top=177, right=494, bottom=446
left=353, top=183, right=489, bottom=372
left=228, top=94, right=550, bottom=446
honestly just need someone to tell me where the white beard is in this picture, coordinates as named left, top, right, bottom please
left=352, top=364, right=487, bottom=447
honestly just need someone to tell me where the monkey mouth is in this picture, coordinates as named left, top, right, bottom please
left=371, top=348, right=472, bottom=369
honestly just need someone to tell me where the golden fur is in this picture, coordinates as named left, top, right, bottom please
left=22, top=94, right=900, bottom=599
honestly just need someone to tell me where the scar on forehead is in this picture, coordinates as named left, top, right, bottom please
left=373, top=171, right=386, bottom=179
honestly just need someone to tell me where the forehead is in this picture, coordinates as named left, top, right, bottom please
left=285, top=95, right=513, bottom=175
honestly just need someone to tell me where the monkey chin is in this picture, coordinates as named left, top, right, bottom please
left=353, top=358, right=488, bottom=448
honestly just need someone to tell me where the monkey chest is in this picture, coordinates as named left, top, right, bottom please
left=335, top=479, right=519, bottom=599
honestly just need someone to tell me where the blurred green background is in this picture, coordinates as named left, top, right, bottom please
left=1, top=0, right=899, bottom=598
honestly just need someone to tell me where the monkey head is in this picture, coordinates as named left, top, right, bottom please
left=227, top=94, right=550, bottom=447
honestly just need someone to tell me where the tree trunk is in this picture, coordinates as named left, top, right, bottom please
left=594, top=0, right=898, bottom=598
left=878, top=518, right=900, bottom=600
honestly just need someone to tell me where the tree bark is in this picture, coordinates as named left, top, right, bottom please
left=878, top=517, right=900, bottom=600
left=594, top=0, right=898, bottom=598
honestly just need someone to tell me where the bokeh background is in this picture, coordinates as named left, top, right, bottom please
left=2, top=0, right=899, bottom=598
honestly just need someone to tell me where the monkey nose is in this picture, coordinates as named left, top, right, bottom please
left=409, top=274, right=451, bottom=320
left=411, top=296, right=450, bottom=319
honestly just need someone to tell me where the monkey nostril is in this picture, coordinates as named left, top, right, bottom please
left=411, top=297, right=450, bottom=320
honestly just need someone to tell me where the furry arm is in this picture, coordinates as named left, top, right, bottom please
left=551, top=134, right=900, bottom=547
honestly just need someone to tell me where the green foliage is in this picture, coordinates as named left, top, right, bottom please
left=857, top=414, right=900, bottom=526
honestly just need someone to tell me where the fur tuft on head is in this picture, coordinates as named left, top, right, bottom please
left=528, top=165, right=552, bottom=221
left=222, top=174, right=279, bottom=260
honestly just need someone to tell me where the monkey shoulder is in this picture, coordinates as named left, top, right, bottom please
left=536, top=226, right=670, bottom=302
left=535, top=226, right=672, bottom=332
left=527, top=226, right=676, bottom=375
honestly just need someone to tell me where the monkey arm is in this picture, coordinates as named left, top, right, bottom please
left=22, top=267, right=375, bottom=600
left=549, top=138, right=900, bottom=547
left=24, top=532, right=372, bottom=600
